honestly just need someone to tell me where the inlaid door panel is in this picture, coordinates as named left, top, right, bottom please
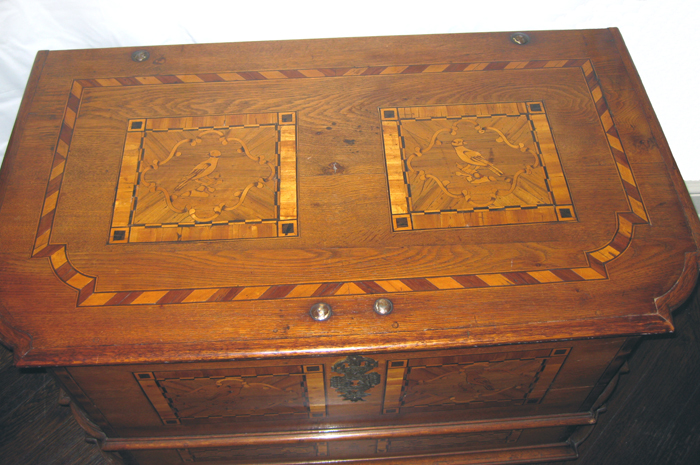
left=135, top=364, right=326, bottom=426
left=382, top=348, right=570, bottom=415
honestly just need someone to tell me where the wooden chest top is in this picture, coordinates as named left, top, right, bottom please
left=0, top=29, right=698, bottom=367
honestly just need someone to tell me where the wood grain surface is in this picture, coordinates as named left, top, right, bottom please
left=0, top=29, right=697, bottom=370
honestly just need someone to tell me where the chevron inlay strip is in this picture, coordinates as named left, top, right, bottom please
left=31, top=59, right=649, bottom=307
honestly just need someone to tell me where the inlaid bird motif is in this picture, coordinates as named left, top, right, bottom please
left=175, top=150, right=222, bottom=191
left=451, top=139, right=503, bottom=176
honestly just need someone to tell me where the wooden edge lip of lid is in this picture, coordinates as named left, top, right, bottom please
left=0, top=306, right=33, bottom=361
left=0, top=51, right=47, bottom=364
left=0, top=50, right=49, bottom=214
left=654, top=251, right=700, bottom=327
left=15, top=313, right=671, bottom=368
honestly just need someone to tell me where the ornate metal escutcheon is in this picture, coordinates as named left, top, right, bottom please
left=330, top=355, right=381, bottom=402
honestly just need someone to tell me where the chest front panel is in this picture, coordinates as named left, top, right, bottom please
left=60, top=337, right=627, bottom=439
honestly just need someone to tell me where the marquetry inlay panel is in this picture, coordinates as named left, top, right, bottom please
left=110, top=112, right=298, bottom=244
left=382, top=348, right=570, bottom=414
left=135, top=364, right=326, bottom=426
left=382, top=102, right=574, bottom=231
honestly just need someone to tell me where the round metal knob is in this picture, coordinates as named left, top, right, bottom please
left=309, top=302, right=332, bottom=321
left=131, top=50, right=150, bottom=62
left=510, top=32, right=530, bottom=45
left=373, top=298, right=393, bottom=315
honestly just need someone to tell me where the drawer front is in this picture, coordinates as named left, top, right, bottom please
left=61, top=338, right=629, bottom=437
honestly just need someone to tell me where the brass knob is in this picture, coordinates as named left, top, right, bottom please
left=374, top=298, right=393, bottom=315
left=510, top=32, right=530, bottom=45
left=309, top=302, right=332, bottom=321
left=131, top=50, right=150, bottom=62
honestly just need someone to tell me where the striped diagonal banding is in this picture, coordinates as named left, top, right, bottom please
left=551, top=269, right=586, bottom=282
left=354, top=281, right=388, bottom=294
left=451, top=275, right=490, bottom=288
left=400, top=278, right=439, bottom=292
left=32, top=59, right=650, bottom=307
left=260, top=285, right=297, bottom=300
left=44, top=246, right=617, bottom=307
left=207, top=287, right=244, bottom=302
left=59, top=261, right=613, bottom=307
left=46, top=246, right=97, bottom=303
left=157, top=290, right=195, bottom=305
left=105, top=292, right=143, bottom=306
left=582, top=63, right=648, bottom=222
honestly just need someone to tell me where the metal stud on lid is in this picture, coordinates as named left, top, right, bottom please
left=309, top=302, right=332, bottom=321
left=374, top=298, right=393, bottom=316
left=510, top=33, right=530, bottom=45
left=131, top=50, right=150, bottom=62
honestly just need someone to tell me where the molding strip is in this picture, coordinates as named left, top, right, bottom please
left=100, top=411, right=595, bottom=451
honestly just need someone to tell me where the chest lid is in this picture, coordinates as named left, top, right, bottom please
left=1, top=29, right=698, bottom=366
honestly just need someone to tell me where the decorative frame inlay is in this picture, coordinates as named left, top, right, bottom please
left=134, top=364, right=326, bottom=426
left=109, top=112, right=297, bottom=244
left=382, top=347, right=570, bottom=415
left=31, top=58, right=649, bottom=307
left=382, top=101, right=576, bottom=231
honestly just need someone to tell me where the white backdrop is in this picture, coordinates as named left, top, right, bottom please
left=1, top=0, right=698, bottom=178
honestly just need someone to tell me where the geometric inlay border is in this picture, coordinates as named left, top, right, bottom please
left=382, top=101, right=577, bottom=231
left=109, top=112, right=297, bottom=244
left=31, top=58, right=650, bottom=306
left=382, top=347, right=570, bottom=415
left=134, top=364, right=326, bottom=426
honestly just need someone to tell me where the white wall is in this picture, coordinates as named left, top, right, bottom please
left=1, top=0, right=698, bottom=178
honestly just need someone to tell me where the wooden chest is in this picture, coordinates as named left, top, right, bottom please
left=1, top=29, right=698, bottom=464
